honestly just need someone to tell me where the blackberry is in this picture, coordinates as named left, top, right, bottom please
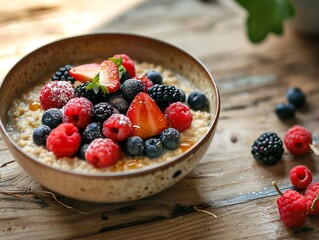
left=251, top=132, right=284, bottom=165
left=287, top=87, right=306, bottom=107
left=52, top=64, right=76, bottom=83
left=106, top=93, right=130, bottom=114
left=74, top=82, right=107, bottom=104
left=92, top=102, right=114, bottom=123
left=147, top=84, right=182, bottom=110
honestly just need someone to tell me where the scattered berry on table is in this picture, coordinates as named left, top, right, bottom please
left=289, top=165, right=313, bottom=189
left=147, top=84, right=183, bottom=110
left=284, top=125, right=312, bottom=155
left=41, top=108, right=63, bottom=129
left=83, top=122, right=104, bottom=143
left=124, top=136, right=144, bottom=157
left=39, top=81, right=74, bottom=110
left=32, top=125, right=51, bottom=145
left=120, top=79, right=144, bottom=102
left=287, top=87, right=306, bottom=107
left=74, top=82, right=107, bottom=104
left=164, top=102, right=193, bottom=132
left=98, top=59, right=120, bottom=93
left=51, top=64, right=76, bottom=83
left=187, top=90, right=208, bottom=111
left=46, top=123, right=81, bottom=158
left=160, top=128, right=181, bottom=150
left=102, top=113, right=132, bottom=141
left=63, top=97, right=93, bottom=129
left=179, top=89, right=186, bottom=103
left=77, top=143, right=89, bottom=160
left=145, top=70, right=163, bottom=85
left=126, top=92, right=168, bottom=140
left=144, top=138, right=164, bottom=159
left=106, top=93, right=130, bottom=114
left=275, top=103, right=295, bottom=120
left=69, top=63, right=100, bottom=83
left=114, top=54, right=136, bottom=78
left=120, top=70, right=131, bottom=84
left=85, top=138, right=121, bottom=168
left=92, top=102, right=114, bottom=123
left=136, top=75, right=154, bottom=92
left=251, top=132, right=284, bottom=165
left=305, top=182, right=319, bottom=215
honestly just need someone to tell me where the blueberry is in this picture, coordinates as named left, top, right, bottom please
left=187, top=90, right=208, bottom=110
left=144, top=138, right=163, bottom=159
left=120, top=70, right=131, bottom=84
left=83, top=122, right=103, bottom=143
left=160, top=128, right=181, bottom=150
left=145, top=70, right=163, bottom=85
left=107, top=93, right=130, bottom=114
left=32, top=125, right=51, bottom=145
left=275, top=103, right=295, bottom=120
left=124, top=136, right=144, bottom=156
left=179, top=89, right=186, bottom=103
left=287, top=87, right=306, bottom=107
left=41, top=108, right=63, bottom=129
left=77, top=143, right=89, bottom=160
left=120, top=79, right=144, bottom=102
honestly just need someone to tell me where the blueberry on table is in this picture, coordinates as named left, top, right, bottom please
left=41, top=108, right=63, bottom=129
left=187, top=90, right=208, bottom=110
left=160, top=128, right=181, bottom=150
left=124, top=136, right=144, bottom=157
left=275, top=103, right=295, bottom=120
left=32, top=125, right=51, bottom=145
left=83, top=122, right=103, bottom=143
left=144, top=138, right=164, bottom=159
left=287, top=87, right=306, bottom=107
left=145, top=70, right=163, bottom=85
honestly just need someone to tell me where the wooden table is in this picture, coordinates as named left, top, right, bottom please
left=1, top=0, right=319, bottom=239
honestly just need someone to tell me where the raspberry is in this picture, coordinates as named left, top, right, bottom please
left=284, top=125, right=312, bottom=155
left=46, top=123, right=81, bottom=158
left=85, top=138, right=121, bottom=168
left=39, top=81, right=74, bottom=110
left=289, top=165, right=312, bottom=189
left=63, top=97, right=93, bottom=129
left=305, top=182, right=319, bottom=215
left=164, top=102, right=193, bottom=132
left=102, top=114, right=132, bottom=141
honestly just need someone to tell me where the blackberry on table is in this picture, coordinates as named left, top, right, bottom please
left=74, top=82, right=107, bottom=104
left=251, top=132, right=284, bottom=165
left=147, top=84, right=182, bottom=110
left=92, top=102, right=114, bottom=123
left=52, top=64, right=76, bottom=83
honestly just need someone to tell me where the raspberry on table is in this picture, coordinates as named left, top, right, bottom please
left=284, top=125, right=312, bottom=155
left=63, top=97, right=93, bottom=129
left=51, top=64, right=76, bottom=83
left=289, top=165, right=313, bottom=189
left=74, top=82, right=107, bottom=104
left=251, top=132, right=284, bottom=165
left=41, top=108, right=63, bottom=129
left=39, top=81, right=74, bottom=110
left=164, top=102, right=193, bottom=132
left=82, top=122, right=104, bottom=143
left=46, top=123, right=81, bottom=158
left=85, top=138, right=121, bottom=168
left=147, top=84, right=183, bottom=110
left=102, top=113, right=132, bottom=141
left=92, top=102, right=114, bottom=123
left=305, top=182, right=319, bottom=215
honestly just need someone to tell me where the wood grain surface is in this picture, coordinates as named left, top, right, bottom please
left=1, top=0, right=319, bottom=239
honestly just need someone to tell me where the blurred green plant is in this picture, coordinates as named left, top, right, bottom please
left=236, top=0, right=295, bottom=43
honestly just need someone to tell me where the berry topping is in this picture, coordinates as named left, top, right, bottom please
left=46, top=123, right=81, bottom=158
left=136, top=75, right=154, bottom=92
left=98, top=60, right=120, bottom=93
left=102, top=113, right=132, bottom=141
left=284, top=125, right=312, bottom=155
left=39, top=81, right=74, bottom=110
left=114, top=54, right=136, bottom=78
left=145, top=70, right=163, bottom=85
left=147, top=84, right=183, bottom=110
left=120, top=79, right=144, bottom=102
left=126, top=92, right=168, bottom=140
left=63, top=97, right=93, bottom=129
left=83, top=122, right=104, bottom=143
left=305, top=182, right=319, bottom=215
left=144, top=138, right=163, bottom=159
left=289, top=165, right=313, bottom=189
left=74, top=82, right=107, bottom=104
left=164, top=102, right=193, bottom=132
left=51, top=64, right=76, bottom=83
left=160, top=128, right=181, bottom=150
left=287, top=87, right=306, bottom=107
left=41, top=108, right=63, bottom=129
left=179, top=89, right=186, bottom=103
left=106, top=93, right=130, bottom=114
left=251, top=132, right=284, bottom=165
left=32, top=125, right=51, bottom=145
left=187, top=90, right=208, bottom=111
left=120, top=70, right=131, bottom=84
left=92, top=102, right=114, bottom=123
left=85, top=138, right=121, bottom=168
left=124, top=136, right=144, bottom=157
left=275, top=103, right=295, bottom=120
left=69, top=63, right=100, bottom=83
left=77, top=143, right=89, bottom=160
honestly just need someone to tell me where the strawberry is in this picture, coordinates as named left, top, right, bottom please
left=114, top=54, right=136, bottom=78
left=69, top=63, right=100, bottom=83
left=99, top=60, right=120, bottom=93
left=136, top=75, right=154, bottom=92
left=126, top=92, right=168, bottom=139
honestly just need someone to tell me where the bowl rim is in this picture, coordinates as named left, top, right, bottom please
left=0, top=32, right=220, bottom=179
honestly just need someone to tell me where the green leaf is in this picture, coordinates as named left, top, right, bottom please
left=92, top=73, right=100, bottom=84
left=85, top=83, right=94, bottom=91
left=100, top=85, right=109, bottom=94
left=236, top=0, right=295, bottom=43
left=93, top=85, right=100, bottom=94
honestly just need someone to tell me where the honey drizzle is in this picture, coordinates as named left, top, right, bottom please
left=179, top=141, right=194, bottom=152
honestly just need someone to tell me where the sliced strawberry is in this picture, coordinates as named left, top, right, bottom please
left=126, top=92, right=168, bottom=139
left=69, top=63, right=100, bottom=83
left=114, top=54, right=136, bottom=78
left=99, top=60, right=120, bottom=93
left=136, top=75, right=154, bottom=92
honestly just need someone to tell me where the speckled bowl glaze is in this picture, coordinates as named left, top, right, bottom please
left=0, top=33, right=220, bottom=202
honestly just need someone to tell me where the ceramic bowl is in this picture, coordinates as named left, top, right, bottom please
left=0, top=33, right=220, bottom=203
